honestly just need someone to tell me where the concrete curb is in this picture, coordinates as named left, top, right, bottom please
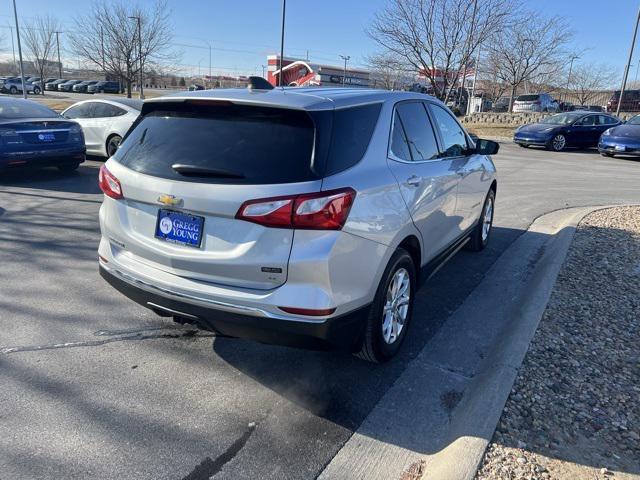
left=318, top=205, right=619, bottom=480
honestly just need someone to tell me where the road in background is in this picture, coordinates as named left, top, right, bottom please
left=1, top=145, right=639, bottom=479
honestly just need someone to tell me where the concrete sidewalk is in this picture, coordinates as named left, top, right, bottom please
left=318, top=206, right=611, bottom=480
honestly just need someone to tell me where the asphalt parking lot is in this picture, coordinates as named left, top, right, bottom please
left=1, top=144, right=640, bottom=480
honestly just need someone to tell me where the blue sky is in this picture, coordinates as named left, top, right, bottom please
left=0, top=0, right=637, bottom=80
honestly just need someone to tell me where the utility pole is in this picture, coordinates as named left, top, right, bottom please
left=564, top=55, right=579, bottom=104
left=8, top=25, right=16, bottom=73
left=339, top=55, right=350, bottom=87
left=11, top=0, right=26, bottom=99
left=618, top=5, right=640, bottom=117
left=279, top=0, right=286, bottom=87
left=468, top=46, right=481, bottom=115
left=100, top=26, right=105, bottom=78
left=55, top=31, right=62, bottom=78
left=261, top=64, right=266, bottom=78
left=129, top=16, right=143, bottom=99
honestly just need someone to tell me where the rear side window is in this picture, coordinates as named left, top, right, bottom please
left=93, top=103, right=126, bottom=118
left=394, top=102, right=439, bottom=161
left=390, top=111, right=412, bottom=161
left=517, top=94, right=540, bottom=102
left=115, top=103, right=317, bottom=184
left=598, top=115, right=617, bottom=125
left=64, top=103, right=95, bottom=119
left=323, top=103, right=381, bottom=175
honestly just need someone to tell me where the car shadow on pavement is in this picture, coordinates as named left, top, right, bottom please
left=0, top=163, right=103, bottom=196
left=212, top=225, right=523, bottom=432
left=211, top=223, right=640, bottom=477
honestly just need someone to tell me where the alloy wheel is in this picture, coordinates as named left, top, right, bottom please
left=482, top=196, right=493, bottom=242
left=107, top=136, right=121, bottom=157
left=552, top=134, right=566, bottom=151
left=382, top=268, right=410, bottom=344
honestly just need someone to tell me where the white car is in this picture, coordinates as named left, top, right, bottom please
left=62, top=99, right=142, bottom=157
left=512, top=93, right=559, bottom=113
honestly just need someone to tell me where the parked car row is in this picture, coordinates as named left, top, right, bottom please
left=44, top=79, right=121, bottom=93
left=513, top=110, right=640, bottom=157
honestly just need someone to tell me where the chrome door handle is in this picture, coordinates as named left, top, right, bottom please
left=406, top=175, right=422, bottom=186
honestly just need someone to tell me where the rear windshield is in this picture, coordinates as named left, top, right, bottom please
left=0, top=100, right=59, bottom=119
left=516, top=94, right=540, bottom=102
left=115, top=103, right=317, bottom=184
left=115, top=101, right=381, bottom=184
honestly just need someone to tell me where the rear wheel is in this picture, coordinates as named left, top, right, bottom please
left=356, top=248, right=415, bottom=363
left=9, top=86, right=17, bottom=94
left=33, top=86, right=41, bottom=95
left=106, top=135, right=122, bottom=157
left=57, top=163, right=79, bottom=172
left=467, top=189, right=495, bottom=252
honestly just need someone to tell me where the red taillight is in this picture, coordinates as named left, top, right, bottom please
left=98, top=164, right=123, bottom=199
left=235, top=188, right=356, bottom=230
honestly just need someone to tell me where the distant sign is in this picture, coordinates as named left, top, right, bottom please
left=328, top=75, right=367, bottom=86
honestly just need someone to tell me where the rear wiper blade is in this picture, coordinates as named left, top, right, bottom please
left=171, top=164, right=245, bottom=179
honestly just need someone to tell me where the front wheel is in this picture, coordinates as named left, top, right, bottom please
left=9, top=86, right=17, bottom=94
left=518, top=143, right=529, bottom=148
left=33, top=86, right=41, bottom=95
left=600, top=151, right=613, bottom=157
left=549, top=134, right=566, bottom=152
left=355, top=248, right=416, bottom=363
left=467, top=189, right=495, bottom=252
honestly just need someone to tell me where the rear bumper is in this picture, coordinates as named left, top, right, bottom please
left=99, top=263, right=370, bottom=351
left=0, top=147, right=85, bottom=169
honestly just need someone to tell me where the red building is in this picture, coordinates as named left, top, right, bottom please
left=267, top=55, right=370, bottom=88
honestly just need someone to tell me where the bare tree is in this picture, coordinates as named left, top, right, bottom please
left=22, top=15, right=59, bottom=95
left=486, top=14, right=572, bottom=111
left=568, top=63, right=617, bottom=106
left=69, top=0, right=175, bottom=97
left=367, top=0, right=514, bottom=100
left=366, top=53, right=409, bottom=90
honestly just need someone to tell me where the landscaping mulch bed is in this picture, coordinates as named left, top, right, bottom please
left=475, top=206, right=640, bottom=480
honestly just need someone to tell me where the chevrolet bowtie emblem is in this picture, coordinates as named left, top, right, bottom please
left=157, top=194, right=182, bottom=207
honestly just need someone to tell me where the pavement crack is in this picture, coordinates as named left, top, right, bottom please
left=0, top=328, right=215, bottom=354
left=421, top=359, right=474, bottom=380
left=181, top=421, right=259, bottom=480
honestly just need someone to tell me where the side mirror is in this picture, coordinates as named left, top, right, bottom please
left=476, top=139, right=499, bottom=156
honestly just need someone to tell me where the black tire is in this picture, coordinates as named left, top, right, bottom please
left=467, top=188, right=495, bottom=252
left=355, top=248, right=416, bottom=363
left=33, top=86, right=41, bottom=95
left=548, top=134, right=566, bottom=152
left=9, top=86, right=17, bottom=94
left=106, top=135, right=122, bottom=157
left=57, top=163, right=79, bottom=172
left=519, top=143, right=529, bottom=148
left=600, top=152, right=613, bottom=157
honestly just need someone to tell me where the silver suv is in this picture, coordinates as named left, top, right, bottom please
left=98, top=84, right=498, bottom=362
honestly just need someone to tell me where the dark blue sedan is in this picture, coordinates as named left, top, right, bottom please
left=513, top=112, right=620, bottom=152
left=0, top=98, right=85, bottom=172
left=598, top=114, right=640, bottom=157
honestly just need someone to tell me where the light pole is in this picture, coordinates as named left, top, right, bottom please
left=7, top=25, right=16, bottom=72
left=339, top=55, right=350, bottom=87
left=11, top=0, right=26, bottom=99
left=618, top=5, right=640, bottom=117
left=261, top=64, right=266, bottom=78
left=55, top=31, right=62, bottom=78
left=198, top=58, right=204, bottom=78
left=128, top=15, right=143, bottom=99
left=279, top=0, right=286, bottom=87
left=564, top=55, right=579, bottom=105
